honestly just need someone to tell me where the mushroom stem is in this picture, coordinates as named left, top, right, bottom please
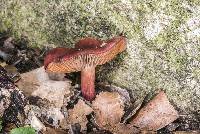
left=81, top=66, right=96, bottom=101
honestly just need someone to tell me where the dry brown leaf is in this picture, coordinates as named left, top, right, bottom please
left=42, top=127, right=67, bottom=134
left=67, top=99, right=93, bottom=130
left=106, top=123, right=155, bottom=134
left=173, top=131, right=200, bottom=134
left=92, top=92, right=124, bottom=128
left=130, top=91, right=179, bottom=131
left=140, top=130, right=157, bottom=134
left=109, top=123, right=140, bottom=134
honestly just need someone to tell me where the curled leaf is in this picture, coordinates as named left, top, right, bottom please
left=92, top=92, right=124, bottom=128
left=130, top=91, right=179, bottom=130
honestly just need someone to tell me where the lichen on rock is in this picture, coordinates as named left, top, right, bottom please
left=0, top=66, right=26, bottom=124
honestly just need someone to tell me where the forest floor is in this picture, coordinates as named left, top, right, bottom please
left=0, top=33, right=200, bottom=134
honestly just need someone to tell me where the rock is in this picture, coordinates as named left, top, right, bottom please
left=31, top=80, right=70, bottom=108
left=25, top=97, right=66, bottom=128
left=16, top=66, right=49, bottom=96
left=16, top=66, right=72, bottom=108
left=46, top=107, right=65, bottom=127
left=97, top=1, right=200, bottom=115
left=92, top=92, right=124, bottom=128
left=17, top=67, right=73, bottom=128
left=1, top=0, right=200, bottom=114
left=0, top=50, right=10, bottom=61
left=3, top=37, right=14, bottom=50
left=67, top=99, right=93, bottom=130
left=0, top=88, right=11, bottom=117
left=0, top=65, right=26, bottom=124
left=28, top=112, right=46, bottom=132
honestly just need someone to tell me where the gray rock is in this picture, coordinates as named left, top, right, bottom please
left=0, top=66, right=26, bottom=124
left=25, top=97, right=66, bottom=128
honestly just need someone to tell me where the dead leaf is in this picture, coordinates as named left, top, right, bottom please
left=110, top=123, right=140, bottom=134
left=67, top=99, right=93, bottom=130
left=92, top=92, right=124, bottom=128
left=42, top=127, right=68, bottom=134
left=121, top=95, right=145, bottom=123
left=173, top=131, right=200, bottom=134
left=130, top=91, right=179, bottom=131
left=25, top=99, right=65, bottom=128
left=96, top=83, right=131, bottom=105
left=3, top=123, right=17, bottom=133
left=28, top=113, right=46, bottom=131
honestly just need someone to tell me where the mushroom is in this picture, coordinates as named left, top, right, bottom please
left=44, top=36, right=126, bottom=101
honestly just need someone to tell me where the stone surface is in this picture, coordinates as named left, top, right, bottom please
left=28, top=112, right=46, bottom=132
left=16, top=67, right=72, bottom=108
left=25, top=97, right=66, bottom=128
left=1, top=0, right=200, bottom=114
left=0, top=66, right=26, bottom=124
left=31, top=80, right=71, bottom=108
left=16, top=67, right=49, bottom=96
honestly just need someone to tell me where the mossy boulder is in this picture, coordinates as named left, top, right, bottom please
left=1, top=0, right=200, bottom=114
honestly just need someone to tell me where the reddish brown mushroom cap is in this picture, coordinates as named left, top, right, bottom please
left=75, top=37, right=103, bottom=49
left=45, top=36, right=126, bottom=73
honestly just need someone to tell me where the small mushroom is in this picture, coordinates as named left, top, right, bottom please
left=44, top=36, right=126, bottom=101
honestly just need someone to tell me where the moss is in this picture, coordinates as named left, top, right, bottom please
left=0, top=0, right=142, bottom=47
